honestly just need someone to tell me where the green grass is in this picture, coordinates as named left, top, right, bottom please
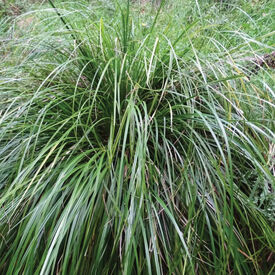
left=0, top=0, right=274, bottom=274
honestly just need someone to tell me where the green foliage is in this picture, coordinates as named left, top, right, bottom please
left=0, top=0, right=274, bottom=274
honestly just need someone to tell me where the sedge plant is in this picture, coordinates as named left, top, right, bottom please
left=0, top=0, right=274, bottom=274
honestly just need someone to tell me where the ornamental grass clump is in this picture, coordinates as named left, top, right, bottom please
left=0, top=1, right=274, bottom=274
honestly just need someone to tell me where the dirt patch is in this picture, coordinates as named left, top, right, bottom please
left=17, top=16, right=35, bottom=29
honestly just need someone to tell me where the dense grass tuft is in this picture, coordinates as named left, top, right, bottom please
left=0, top=1, right=274, bottom=274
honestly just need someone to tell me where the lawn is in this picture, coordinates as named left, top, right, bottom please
left=0, top=0, right=274, bottom=274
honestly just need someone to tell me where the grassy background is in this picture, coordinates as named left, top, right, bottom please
left=0, top=0, right=274, bottom=274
